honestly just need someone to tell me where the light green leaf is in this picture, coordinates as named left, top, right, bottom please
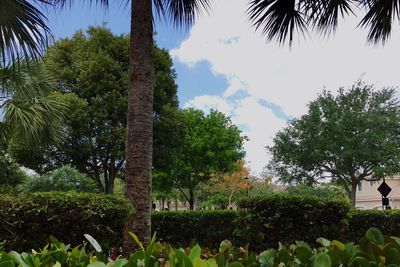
left=314, top=253, right=331, bottom=267
left=88, top=262, right=107, bottom=267
left=129, top=232, right=144, bottom=249
left=84, top=234, right=103, bottom=253
left=189, top=245, right=201, bottom=260
left=316, top=237, right=331, bottom=247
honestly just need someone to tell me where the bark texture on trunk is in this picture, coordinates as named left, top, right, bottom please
left=350, top=182, right=357, bottom=208
left=122, top=0, right=153, bottom=254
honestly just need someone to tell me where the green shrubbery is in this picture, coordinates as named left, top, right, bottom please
left=1, top=227, right=400, bottom=267
left=0, top=191, right=132, bottom=251
left=235, top=194, right=350, bottom=251
left=346, top=209, right=400, bottom=242
left=152, top=210, right=238, bottom=248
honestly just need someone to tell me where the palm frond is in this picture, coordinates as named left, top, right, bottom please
left=155, top=0, right=212, bottom=28
left=358, top=0, right=400, bottom=44
left=247, top=0, right=308, bottom=46
left=308, top=0, right=355, bottom=36
left=0, top=0, right=51, bottom=63
left=0, top=60, right=69, bottom=146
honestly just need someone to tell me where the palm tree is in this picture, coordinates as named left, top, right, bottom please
left=2, top=0, right=400, bottom=253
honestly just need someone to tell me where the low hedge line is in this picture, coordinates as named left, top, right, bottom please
left=0, top=192, right=132, bottom=251
left=3, top=192, right=400, bottom=253
left=151, top=210, right=238, bottom=248
left=235, top=195, right=350, bottom=251
left=346, top=209, right=400, bottom=242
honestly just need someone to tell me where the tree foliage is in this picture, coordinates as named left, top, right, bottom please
left=23, top=165, right=99, bottom=193
left=10, top=27, right=179, bottom=193
left=268, top=81, right=400, bottom=206
left=154, top=108, right=246, bottom=210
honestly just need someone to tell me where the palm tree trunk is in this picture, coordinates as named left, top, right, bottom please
left=122, top=0, right=153, bottom=254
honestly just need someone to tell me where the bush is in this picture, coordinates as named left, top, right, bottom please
left=235, top=194, right=350, bottom=251
left=0, top=191, right=132, bottom=251
left=152, top=210, right=238, bottom=248
left=346, top=209, right=400, bottom=242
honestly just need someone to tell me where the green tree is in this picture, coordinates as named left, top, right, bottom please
left=23, top=165, right=98, bottom=193
left=11, top=27, right=179, bottom=194
left=268, top=81, right=400, bottom=206
left=0, top=151, right=27, bottom=192
left=159, top=109, right=246, bottom=210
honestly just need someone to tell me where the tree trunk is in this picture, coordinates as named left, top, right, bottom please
left=122, top=0, right=153, bottom=255
left=189, top=189, right=195, bottom=210
left=349, top=182, right=357, bottom=208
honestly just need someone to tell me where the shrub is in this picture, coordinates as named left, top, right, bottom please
left=151, top=210, right=238, bottom=248
left=346, top=209, right=400, bottom=242
left=0, top=191, right=132, bottom=251
left=235, top=194, right=350, bottom=251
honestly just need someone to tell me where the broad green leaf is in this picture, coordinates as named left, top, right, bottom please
left=366, top=228, right=384, bottom=245
left=205, top=258, right=218, bottom=267
left=314, top=253, right=331, bottom=267
left=52, top=262, right=61, bottom=267
left=113, top=258, right=128, bottom=267
left=84, top=234, right=103, bottom=253
left=193, top=258, right=207, bottom=267
left=384, top=247, right=400, bottom=265
left=10, top=251, right=28, bottom=267
left=295, top=246, right=313, bottom=263
left=189, top=245, right=201, bottom=260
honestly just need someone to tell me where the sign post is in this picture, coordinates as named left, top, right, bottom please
left=377, top=180, right=392, bottom=210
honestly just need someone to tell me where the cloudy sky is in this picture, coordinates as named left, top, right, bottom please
left=46, top=0, right=400, bottom=175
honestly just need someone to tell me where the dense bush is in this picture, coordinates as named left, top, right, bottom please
left=0, top=191, right=132, bottom=251
left=152, top=210, right=238, bottom=248
left=235, top=194, right=350, bottom=251
left=346, top=209, right=400, bottom=242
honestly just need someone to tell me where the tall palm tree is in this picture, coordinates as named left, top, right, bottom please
left=2, top=0, right=400, bottom=253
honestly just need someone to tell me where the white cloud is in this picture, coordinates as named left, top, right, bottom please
left=171, top=0, right=400, bottom=175
left=184, top=95, right=233, bottom=114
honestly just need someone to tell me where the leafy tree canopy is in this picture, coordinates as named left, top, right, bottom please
left=23, top=165, right=98, bottom=193
left=154, top=108, right=246, bottom=210
left=268, top=81, right=400, bottom=206
left=10, top=26, right=179, bottom=193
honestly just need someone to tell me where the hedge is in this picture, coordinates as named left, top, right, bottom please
left=346, top=209, right=400, bottom=242
left=0, top=192, right=132, bottom=251
left=151, top=210, right=238, bottom=248
left=235, top=195, right=350, bottom=251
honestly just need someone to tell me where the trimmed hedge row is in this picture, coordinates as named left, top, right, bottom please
left=151, top=210, right=238, bottom=248
left=0, top=192, right=132, bottom=251
left=3, top=192, right=400, bottom=252
left=235, top=195, right=350, bottom=251
left=346, top=209, right=400, bottom=242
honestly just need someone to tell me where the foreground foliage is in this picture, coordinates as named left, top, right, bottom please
left=1, top=227, right=400, bottom=266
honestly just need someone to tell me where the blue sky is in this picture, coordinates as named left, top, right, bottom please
left=42, top=0, right=400, bottom=175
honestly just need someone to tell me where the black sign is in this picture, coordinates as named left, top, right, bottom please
left=378, top=181, right=392, bottom=197
left=382, top=197, right=389, bottom=206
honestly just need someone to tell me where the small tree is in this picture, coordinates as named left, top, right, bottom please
left=268, top=81, right=400, bottom=206
left=165, top=109, right=246, bottom=210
